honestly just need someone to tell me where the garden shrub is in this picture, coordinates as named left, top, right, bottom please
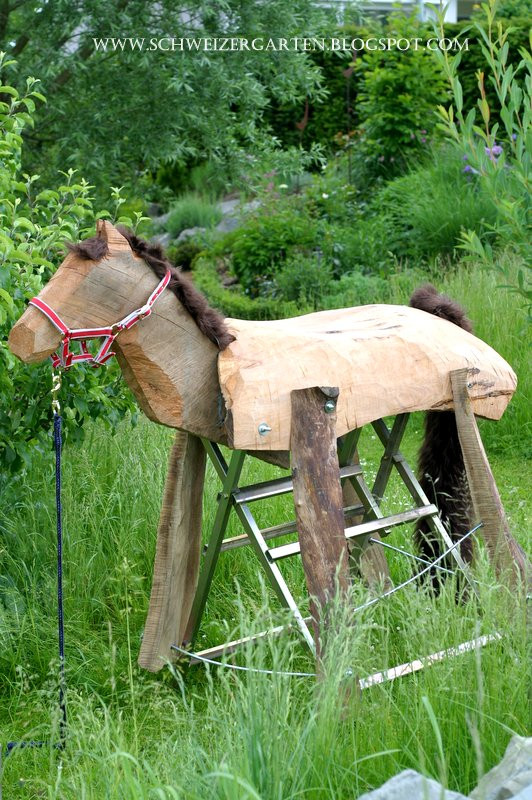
left=320, top=270, right=391, bottom=308
left=442, top=16, right=530, bottom=131
left=166, top=240, right=204, bottom=271
left=274, top=253, right=334, bottom=308
left=373, top=146, right=498, bottom=262
left=219, top=198, right=324, bottom=293
left=193, top=257, right=305, bottom=319
left=156, top=159, right=231, bottom=199
left=263, top=26, right=375, bottom=150
left=264, top=16, right=528, bottom=166
left=331, top=217, right=398, bottom=276
left=166, top=194, right=222, bottom=236
left=302, top=167, right=359, bottom=226
left=0, top=57, right=140, bottom=479
left=352, top=14, right=448, bottom=182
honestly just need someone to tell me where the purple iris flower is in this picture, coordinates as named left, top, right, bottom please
left=485, top=143, right=503, bottom=160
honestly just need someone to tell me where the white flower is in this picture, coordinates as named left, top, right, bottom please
left=279, top=183, right=288, bottom=189
left=322, top=193, right=329, bottom=199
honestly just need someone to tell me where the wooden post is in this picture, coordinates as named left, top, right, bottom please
left=450, top=368, right=529, bottom=588
left=138, top=431, right=206, bottom=672
left=290, top=386, right=350, bottom=658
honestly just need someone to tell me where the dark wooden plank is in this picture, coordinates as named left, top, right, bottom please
left=290, top=386, right=350, bottom=658
left=139, top=431, right=206, bottom=672
left=451, top=368, right=530, bottom=588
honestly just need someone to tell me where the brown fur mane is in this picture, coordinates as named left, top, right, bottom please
left=67, top=228, right=234, bottom=350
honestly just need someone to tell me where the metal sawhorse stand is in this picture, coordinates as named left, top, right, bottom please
left=182, top=411, right=474, bottom=661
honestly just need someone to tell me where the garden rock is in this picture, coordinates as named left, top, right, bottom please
left=151, top=232, right=172, bottom=249
left=215, top=197, right=262, bottom=234
left=470, top=736, right=532, bottom=800
left=151, top=210, right=171, bottom=229
left=176, top=226, right=207, bottom=242
left=219, top=197, right=239, bottom=216
left=216, top=215, right=240, bottom=233
left=357, top=769, right=468, bottom=800
left=243, top=198, right=261, bottom=213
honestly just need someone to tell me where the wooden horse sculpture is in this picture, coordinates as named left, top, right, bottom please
left=9, top=220, right=528, bottom=672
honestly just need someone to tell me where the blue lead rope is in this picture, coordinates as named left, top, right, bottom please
left=54, top=412, right=67, bottom=749
left=4, top=412, right=67, bottom=758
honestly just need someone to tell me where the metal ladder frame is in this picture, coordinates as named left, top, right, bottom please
left=183, top=413, right=476, bottom=661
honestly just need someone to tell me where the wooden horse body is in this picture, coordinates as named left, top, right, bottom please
left=10, top=222, right=516, bottom=450
left=8, top=221, right=527, bottom=672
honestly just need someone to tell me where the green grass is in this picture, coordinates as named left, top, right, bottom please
left=0, top=410, right=529, bottom=799
left=1, top=255, right=530, bottom=798
left=392, top=256, right=531, bottom=456
left=373, top=147, right=499, bottom=263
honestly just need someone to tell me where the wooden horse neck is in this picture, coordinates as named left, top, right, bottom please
left=109, top=263, right=225, bottom=444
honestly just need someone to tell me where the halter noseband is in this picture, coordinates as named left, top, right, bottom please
left=29, top=270, right=172, bottom=370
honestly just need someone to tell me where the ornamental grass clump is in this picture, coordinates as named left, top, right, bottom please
left=166, top=195, right=222, bottom=237
left=373, top=146, right=498, bottom=263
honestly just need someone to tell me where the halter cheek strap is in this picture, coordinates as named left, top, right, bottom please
left=29, top=270, right=172, bottom=370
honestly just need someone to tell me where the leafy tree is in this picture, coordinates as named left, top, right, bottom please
left=0, top=0, right=330, bottom=192
left=0, top=53, right=139, bottom=481
left=352, top=13, right=449, bottom=181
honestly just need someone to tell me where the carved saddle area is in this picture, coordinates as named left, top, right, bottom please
left=218, top=304, right=517, bottom=451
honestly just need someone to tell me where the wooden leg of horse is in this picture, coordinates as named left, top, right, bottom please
left=138, top=431, right=206, bottom=672
left=290, top=386, right=350, bottom=664
left=450, top=368, right=530, bottom=589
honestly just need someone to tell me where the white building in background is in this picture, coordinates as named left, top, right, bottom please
left=328, top=0, right=476, bottom=23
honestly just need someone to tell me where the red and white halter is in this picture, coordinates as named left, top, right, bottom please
left=29, top=270, right=171, bottom=370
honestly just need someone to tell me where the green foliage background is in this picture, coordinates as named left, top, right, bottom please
left=1, top=0, right=330, bottom=193
left=265, top=16, right=530, bottom=159
left=0, top=56, right=138, bottom=480
left=0, top=3, right=530, bottom=797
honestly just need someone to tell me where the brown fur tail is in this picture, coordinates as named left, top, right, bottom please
left=410, top=285, right=473, bottom=590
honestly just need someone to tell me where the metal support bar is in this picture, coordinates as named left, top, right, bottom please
left=233, top=502, right=315, bottom=651
left=193, top=440, right=315, bottom=652
left=372, top=413, right=409, bottom=503
left=182, top=411, right=481, bottom=663
left=368, top=537, right=456, bottom=576
left=233, top=463, right=362, bottom=505
left=268, top=505, right=439, bottom=562
left=220, top=504, right=364, bottom=553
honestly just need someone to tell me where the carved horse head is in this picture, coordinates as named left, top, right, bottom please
left=9, top=220, right=232, bottom=442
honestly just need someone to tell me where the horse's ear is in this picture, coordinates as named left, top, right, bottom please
left=96, top=219, right=131, bottom=252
